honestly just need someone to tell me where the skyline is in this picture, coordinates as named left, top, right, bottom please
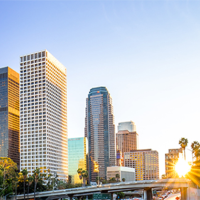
left=1, top=0, right=200, bottom=176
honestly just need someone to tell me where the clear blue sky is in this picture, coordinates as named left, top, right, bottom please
left=1, top=0, right=200, bottom=176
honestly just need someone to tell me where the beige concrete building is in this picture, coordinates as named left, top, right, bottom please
left=124, top=149, right=159, bottom=181
left=107, top=166, right=135, bottom=182
left=165, top=148, right=183, bottom=178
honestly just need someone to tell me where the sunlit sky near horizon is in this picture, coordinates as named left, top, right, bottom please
left=1, top=0, right=200, bottom=176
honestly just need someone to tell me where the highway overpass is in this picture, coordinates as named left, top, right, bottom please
left=16, top=178, right=189, bottom=200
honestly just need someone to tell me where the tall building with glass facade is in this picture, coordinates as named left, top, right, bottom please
left=0, top=67, right=20, bottom=166
left=124, top=149, right=159, bottom=181
left=20, top=50, right=68, bottom=180
left=85, top=87, right=116, bottom=182
left=116, top=121, right=138, bottom=166
left=118, top=121, right=136, bottom=132
left=68, top=137, right=87, bottom=184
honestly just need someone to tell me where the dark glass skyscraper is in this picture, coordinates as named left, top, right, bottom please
left=0, top=67, right=19, bottom=166
left=85, top=87, right=115, bottom=182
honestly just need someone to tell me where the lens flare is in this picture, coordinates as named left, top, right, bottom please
left=175, top=157, right=191, bottom=177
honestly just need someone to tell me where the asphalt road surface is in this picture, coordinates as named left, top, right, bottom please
left=165, top=193, right=181, bottom=200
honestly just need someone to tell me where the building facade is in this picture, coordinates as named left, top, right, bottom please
left=107, top=166, right=135, bottom=182
left=124, top=149, right=159, bottom=181
left=116, top=121, right=138, bottom=166
left=165, top=148, right=182, bottom=178
left=0, top=67, right=20, bottom=166
left=116, top=130, right=138, bottom=157
left=116, top=150, right=123, bottom=166
left=68, top=137, right=87, bottom=184
left=20, top=50, right=68, bottom=180
left=85, top=87, right=116, bottom=182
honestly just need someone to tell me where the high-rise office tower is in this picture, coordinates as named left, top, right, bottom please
left=85, top=87, right=115, bottom=182
left=0, top=67, right=20, bottom=166
left=68, top=137, right=87, bottom=184
left=20, top=50, right=68, bottom=180
left=124, top=149, right=159, bottom=181
left=116, top=121, right=138, bottom=166
left=165, top=148, right=182, bottom=178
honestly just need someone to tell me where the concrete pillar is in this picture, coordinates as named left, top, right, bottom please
left=144, top=188, right=152, bottom=200
left=144, top=190, right=147, bottom=200
left=110, top=193, right=113, bottom=200
left=181, top=187, right=187, bottom=200
left=68, top=195, right=73, bottom=200
left=147, top=188, right=152, bottom=200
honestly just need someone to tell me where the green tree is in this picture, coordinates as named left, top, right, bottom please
left=108, top=177, right=116, bottom=183
left=96, top=176, right=100, bottom=184
left=46, top=169, right=53, bottom=190
left=116, top=192, right=125, bottom=198
left=179, top=138, right=188, bottom=160
left=77, top=168, right=83, bottom=180
left=115, top=174, right=120, bottom=182
left=102, top=179, right=108, bottom=184
left=57, top=181, right=67, bottom=190
left=21, top=169, right=28, bottom=200
left=81, top=170, right=88, bottom=186
left=122, top=178, right=125, bottom=182
left=77, top=168, right=88, bottom=186
left=191, top=141, right=200, bottom=160
left=0, top=157, right=18, bottom=197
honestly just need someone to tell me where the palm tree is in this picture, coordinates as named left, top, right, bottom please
left=122, top=178, right=125, bottom=182
left=179, top=138, right=188, bottom=160
left=33, top=168, right=40, bottom=200
left=115, top=174, right=120, bottom=182
left=77, top=168, right=83, bottom=181
left=27, top=176, right=33, bottom=200
left=21, top=169, right=28, bottom=200
left=191, top=141, right=200, bottom=160
left=46, top=169, right=53, bottom=190
left=96, top=176, right=100, bottom=184
left=81, top=170, right=88, bottom=186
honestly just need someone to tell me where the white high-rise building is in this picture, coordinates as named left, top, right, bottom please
left=20, top=50, right=68, bottom=180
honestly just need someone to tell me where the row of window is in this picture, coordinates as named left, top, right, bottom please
left=20, top=51, right=46, bottom=62
left=20, top=79, right=45, bottom=84
left=20, top=98, right=46, bottom=103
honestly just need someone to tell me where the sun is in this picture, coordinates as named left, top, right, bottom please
left=175, top=157, right=191, bottom=177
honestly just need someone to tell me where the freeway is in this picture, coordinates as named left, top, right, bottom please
left=16, top=178, right=189, bottom=200
left=165, top=193, right=181, bottom=200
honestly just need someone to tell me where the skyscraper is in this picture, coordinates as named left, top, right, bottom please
left=68, top=137, right=87, bottom=184
left=85, top=87, right=115, bottom=182
left=20, top=50, right=68, bottom=180
left=124, top=149, right=159, bottom=181
left=0, top=67, right=20, bottom=166
left=116, top=121, right=138, bottom=166
left=118, top=121, right=136, bottom=132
